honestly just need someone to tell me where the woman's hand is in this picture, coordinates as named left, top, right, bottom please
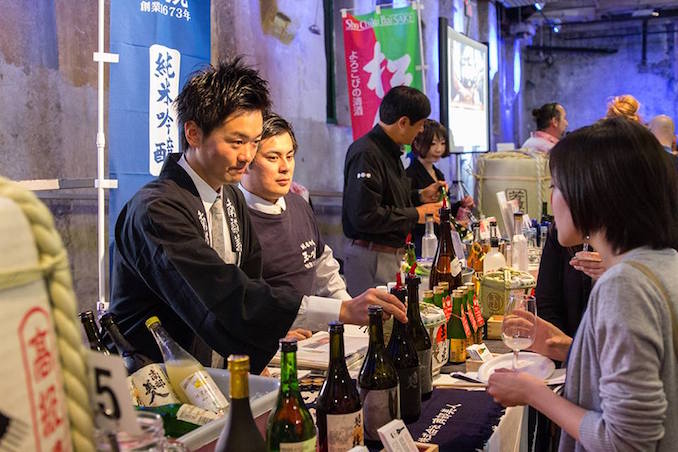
left=508, top=309, right=572, bottom=361
left=487, top=368, right=545, bottom=406
left=569, top=251, right=605, bottom=280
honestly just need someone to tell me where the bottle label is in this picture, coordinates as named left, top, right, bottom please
left=358, top=386, right=399, bottom=441
left=459, top=306, right=472, bottom=339
left=130, top=363, right=180, bottom=407
left=326, top=410, right=364, bottom=451
left=176, top=404, right=220, bottom=425
left=279, top=437, right=317, bottom=452
left=451, top=257, right=462, bottom=277
left=473, top=297, right=485, bottom=327
left=449, top=338, right=467, bottom=363
left=467, top=302, right=478, bottom=332
left=180, top=370, right=229, bottom=413
left=127, top=376, right=140, bottom=406
left=417, top=349, right=433, bottom=395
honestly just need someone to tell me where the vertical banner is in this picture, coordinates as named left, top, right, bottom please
left=109, top=0, right=210, bottom=236
left=342, top=5, right=423, bottom=140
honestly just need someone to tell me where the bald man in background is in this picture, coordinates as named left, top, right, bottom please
left=649, top=114, right=676, bottom=155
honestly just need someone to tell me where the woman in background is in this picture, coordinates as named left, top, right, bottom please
left=487, top=117, right=678, bottom=451
left=407, top=119, right=473, bottom=256
left=605, top=94, right=642, bottom=122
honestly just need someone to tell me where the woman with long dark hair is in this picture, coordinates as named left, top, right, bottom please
left=487, top=118, right=678, bottom=451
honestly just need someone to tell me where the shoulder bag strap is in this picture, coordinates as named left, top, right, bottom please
left=626, top=260, right=678, bottom=359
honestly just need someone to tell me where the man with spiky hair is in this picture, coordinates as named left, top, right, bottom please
left=109, top=58, right=405, bottom=373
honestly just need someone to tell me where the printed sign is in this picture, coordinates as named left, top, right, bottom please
left=342, top=5, right=423, bottom=140
left=109, top=0, right=210, bottom=239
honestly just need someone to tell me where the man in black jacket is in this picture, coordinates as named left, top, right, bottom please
left=110, top=59, right=405, bottom=373
left=342, top=86, right=445, bottom=295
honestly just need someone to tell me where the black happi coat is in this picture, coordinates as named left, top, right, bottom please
left=109, top=154, right=301, bottom=373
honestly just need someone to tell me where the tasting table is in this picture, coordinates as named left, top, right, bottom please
left=291, top=340, right=529, bottom=452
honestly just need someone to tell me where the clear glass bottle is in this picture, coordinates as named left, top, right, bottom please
left=145, top=316, right=228, bottom=413
left=421, top=214, right=438, bottom=261
left=100, top=313, right=180, bottom=408
left=266, top=339, right=316, bottom=451
left=511, top=212, right=528, bottom=271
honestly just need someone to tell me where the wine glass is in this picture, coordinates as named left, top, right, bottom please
left=502, top=294, right=537, bottom=370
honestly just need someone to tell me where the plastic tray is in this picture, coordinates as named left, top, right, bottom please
left=178, top=367, right=279, bottom=451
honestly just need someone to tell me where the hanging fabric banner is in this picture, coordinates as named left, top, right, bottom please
left=342, top=5, right=424, bottom=140
left=109, top=0, right=210, bottom=235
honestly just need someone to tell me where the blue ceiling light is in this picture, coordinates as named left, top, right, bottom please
left=552, top=24, right=560, bottom=33
left=534, top=3, right=544, bottom=11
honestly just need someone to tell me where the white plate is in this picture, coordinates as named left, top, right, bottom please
left=477, top=352, right=555, bottom=383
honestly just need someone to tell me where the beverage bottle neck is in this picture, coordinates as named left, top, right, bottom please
left=513, top=216, right=524, bottom=238
left=230, top=366, right=250, bottom=400
left=147, top=321, right=193, bottom=364
left=406, top=277, right=422, bottom=323
left=329, top=328, right=347, bottom=369
left=279, top=349, right=300, bottom=394
left=80, top=311, right=109, bottom=354
left=367, top=313, right=386, bottom=355
left=100, top=315, right=137, bottom=357
left=424, top=217, right=435, bottom=236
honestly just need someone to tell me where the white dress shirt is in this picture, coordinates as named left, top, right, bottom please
left=239, top=184, right=350, bottom=331
left=178, top=155, right=238, bottom=265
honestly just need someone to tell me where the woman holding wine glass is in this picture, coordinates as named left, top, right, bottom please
left=487, top=117, right=678, bottom=452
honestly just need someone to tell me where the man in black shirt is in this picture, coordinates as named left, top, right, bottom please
left=342, top=86, right=445, bottom=295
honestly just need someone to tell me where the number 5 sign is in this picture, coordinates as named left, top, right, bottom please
left=88, top=350, right=142, bottom=436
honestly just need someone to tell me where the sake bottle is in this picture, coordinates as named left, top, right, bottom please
left=215, top=355, right=266, bottom=452
left=430, top=199, right=463, bottom=290
left=386, top=285, right=421, bottom=423
left=406, top=272, right=433, bottom=400
left=137, top=403, right=219, bottom=437
left=449, top=290, right=468, bottom=363
left=316, top=321, right=364, bottom=452
left=100, top=313, right=180, bottom=407
left=79, top=310, right=110, bottom=354
left=266, top=339, right=316, bottom=451
left=145, top=316, right=228, bottom=413
left=511, top=211, right=529, bottom=271
left=358, top=306, right=399, bottom=446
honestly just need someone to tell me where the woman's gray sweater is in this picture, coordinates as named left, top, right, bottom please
left=560, top=247, right=678, bottom=451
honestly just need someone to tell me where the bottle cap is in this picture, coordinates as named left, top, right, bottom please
left=386, top=282, right=397, bottom=291
left=227, top=355, right=250, bottom=372
left=464, top=282, right=475, bottom=289
left=99, top=312, right=114, bottom=327
left=78, top=310, right=95, bottom=321
left=375, top=285, right=388, bottom=292
left=423, top=290, right=434, bottom=298
left=328, top=320, right=344, bottom=332
left=145, top=316, right=161, bottom=329
left=433, top=286, right=444, bottom=294
left=368, top=305, right=383, bottom=315
left=279, top=338, right=297, bottom=352
left=439, top=281, right=450, bottom=289
left=514, top=211, right=524, bottom=218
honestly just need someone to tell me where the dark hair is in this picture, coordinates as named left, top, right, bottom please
left=175, top=57, right=271, bottom=150
left=379, top=86, right=431, bottom=125
left=411, top=119, right=450, bottom=158
left=532, top=103, right=561, bottom=130
left=549, top=117, right=678, bottom=253
left=260, top=112, right=298, bottom=152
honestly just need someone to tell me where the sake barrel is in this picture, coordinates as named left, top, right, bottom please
left=0, top=196, right=72, bottom=451
left=474, top=150, right=551, bottom=235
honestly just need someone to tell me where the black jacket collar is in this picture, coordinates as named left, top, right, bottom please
left=369, top=124, right=403, bottom=160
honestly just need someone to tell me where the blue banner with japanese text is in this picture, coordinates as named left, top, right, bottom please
left=109, top=0, right=210, bottom=240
